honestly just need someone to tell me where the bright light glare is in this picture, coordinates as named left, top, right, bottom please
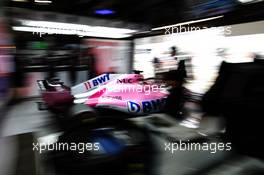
left=13, top=20, right=137, bottom=38
left=22, top=21, right=89, bottom=30
left=20, top=20, right=137, bottom=34
left=237, top=0, right=261, bottom=3
left=12, top=0, right=29, bottom=2
left=14, top=20, right=137, bottom=38
left=34, top=0, right=52, bottom=3
left=12, top=26, right=131, bottom=38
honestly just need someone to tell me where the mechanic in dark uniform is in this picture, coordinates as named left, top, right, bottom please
left=164, top=46, right=187, bottom=117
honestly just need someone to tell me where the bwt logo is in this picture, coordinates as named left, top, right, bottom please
left=127, top=98, right=167, bottom=114
left=92, top=74, right=110, bottom=86
left=83, top=74, right=110, bottom=90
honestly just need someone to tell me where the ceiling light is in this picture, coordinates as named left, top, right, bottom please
left=12, top=0, right=29, bottom=2
left=14, top=20, right=137, bottom=38
left=19, top=20, right=137, bottom=34
left=12, top=26, right=132, bottom=38
left=34, top=0, right=52, bottom=4
left=95, top=9, right=115, bottom=15
left=237, top=0, right=263, bottom=3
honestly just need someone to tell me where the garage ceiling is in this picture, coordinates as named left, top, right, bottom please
left=6, top=0, right=264, bottom=28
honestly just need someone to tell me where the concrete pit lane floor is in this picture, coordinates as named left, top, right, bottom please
left=0, top=99, right=264, bottom=175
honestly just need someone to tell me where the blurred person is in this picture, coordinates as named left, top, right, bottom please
left=165, top=47, right=204, bottom=127
left=9, top=50, right=25, bottom=103
left=46, top=47, right=57, bottom=79
left=164, top=75, right=187, bottom=117
left=87, top=50, right=97, bottom=79
left=69, top=48, right=79, bottom=85
left=164, top=46, right=188, bottom=117
left=170, top=46, right=188, bottom=84
left=81, top=47, right=97, bottom=79
left=108, top=66, right=117, bottom=74
left=0, top=18, right=21, bottom=105
left=152, top=57, right=161, bottom=77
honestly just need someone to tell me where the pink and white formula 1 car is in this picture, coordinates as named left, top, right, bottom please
left=37, top=72, right=169, bottom=116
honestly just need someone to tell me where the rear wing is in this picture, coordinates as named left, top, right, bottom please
left=37, top=78, right=65, bottom=91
